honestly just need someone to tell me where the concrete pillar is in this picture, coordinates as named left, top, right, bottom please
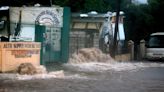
left=128, top=40, right=134, bottom=61
left=140, top=39, right=146, bottom=59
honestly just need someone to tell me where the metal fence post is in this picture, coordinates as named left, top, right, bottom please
left=128, top=40, right=134, bottom=61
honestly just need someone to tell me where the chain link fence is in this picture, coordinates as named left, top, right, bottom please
left=69, top=30, right=99, bottom=57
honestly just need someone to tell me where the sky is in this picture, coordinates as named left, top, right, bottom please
left=133, top=0, right=148, bottom=4
left=138, top=0, right=147, bottom=3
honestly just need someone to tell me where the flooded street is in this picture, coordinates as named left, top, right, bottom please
left=1, top=49, right=164, bottom=92
left=0, top=0, right=163, bottom=91
left=1, top=61, right=164, bottom=92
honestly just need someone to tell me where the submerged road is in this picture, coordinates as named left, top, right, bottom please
left=1, top=61, right=164, bottom=92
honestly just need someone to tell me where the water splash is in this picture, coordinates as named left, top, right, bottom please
left=16, top=70, right=64, bottom=80
left=65, top=48, right=164, bottom=72
left=0, top=65, right=65, bottom=80
left=69, top=48, right=114, bottom=64
left=0, top=70, right=65, bottom=80
left=64, top=62, right=164, bottom=72
left=1, top=48, right=164, bottom=80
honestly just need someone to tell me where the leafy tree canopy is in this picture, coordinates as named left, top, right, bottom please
left=0, top=0, right=163, bottom=43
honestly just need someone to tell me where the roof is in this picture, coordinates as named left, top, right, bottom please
left=72, top=11, right=124, bottom=18
left=72, top=13, right=109, bottom=18
left=0, top=6, right=9, bottom=10
left=151, top=32, right=164, bottom=36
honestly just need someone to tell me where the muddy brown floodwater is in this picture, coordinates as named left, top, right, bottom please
left=1, top=48, right=164, bottom=92
left=1, top=61, right=164, bottom=92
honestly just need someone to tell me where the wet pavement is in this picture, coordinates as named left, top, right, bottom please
left=1, top=61, right=164, bottom=92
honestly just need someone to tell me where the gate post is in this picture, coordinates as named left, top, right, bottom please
left=35, top=25, right=46, bottom=65
left=140, top=39, right=146, bottom=60
left=128, top=40, right=134, bottom=61
left=61, top=7, right=71, bottom=63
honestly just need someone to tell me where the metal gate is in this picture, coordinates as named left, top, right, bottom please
left=35, top=7, right=70, bottom=64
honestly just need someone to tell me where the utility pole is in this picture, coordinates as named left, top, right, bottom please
left=111, top=0, right=121, bottom=58
left=50, top=0, right=52, bottom=6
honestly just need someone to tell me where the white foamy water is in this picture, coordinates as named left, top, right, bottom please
left=66, top=48, right=164, bottom=72
left=65, top=74, right=93, bottom=80
left=1, top=48, right=164, bottom=80
left=0, top=70, right=65, bottom=80
left=1, top=62, right=164, bottom=80
left=16, top=70, right=65, bottom=80
left=63, top=62, right=164, bottom=72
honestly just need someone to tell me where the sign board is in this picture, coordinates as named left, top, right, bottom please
left=10, top=7, right=63, bottom=27
left=0, top=42, right=41, bottom=72
left=9, top=7, right=63, bottom=42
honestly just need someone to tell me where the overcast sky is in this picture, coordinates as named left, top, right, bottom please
left=139, top=0, right=147, bottom=3
left=133, top=0, right=147, bottom=4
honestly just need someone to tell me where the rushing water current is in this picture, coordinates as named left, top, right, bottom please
left=1, top=48, right=164, bottom=80
left=1, top=48, right=164, bottom=92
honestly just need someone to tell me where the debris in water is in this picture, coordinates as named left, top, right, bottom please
left=69, top=48, right=114, bottom=64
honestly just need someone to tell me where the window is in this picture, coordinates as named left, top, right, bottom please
left=148, top=35, right=164, bottom=48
